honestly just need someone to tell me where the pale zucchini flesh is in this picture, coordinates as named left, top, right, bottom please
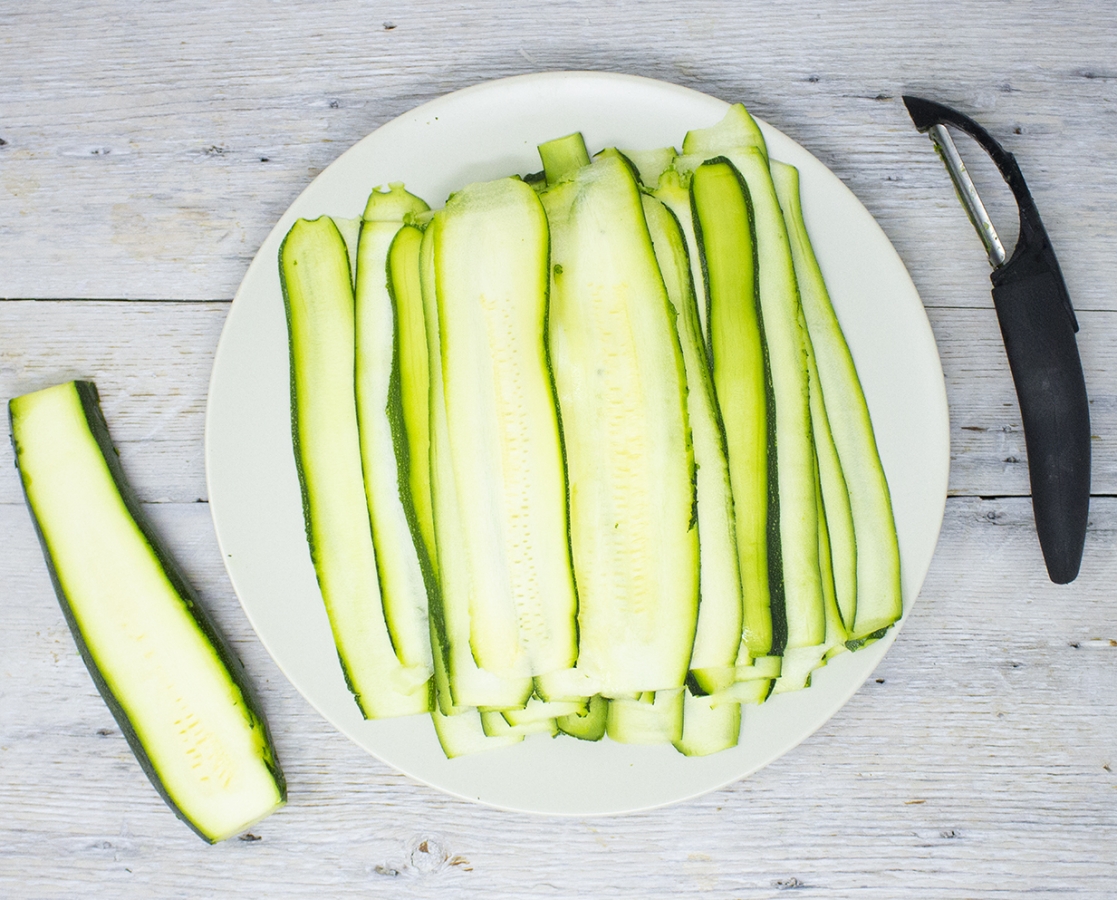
left=433, top=177, right=578, bottom=684
left=541, top=151, right=698, bottom=697
left=420, top=215, right=534, bottom=710
left=641, top=189, right=744, bottom=688
left=606, top=689, right=684, bottom=745
left=674, top=688, right=742, bottom=757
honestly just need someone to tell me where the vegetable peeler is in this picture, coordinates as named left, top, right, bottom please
left=903, top=95, right=1090, bottom=584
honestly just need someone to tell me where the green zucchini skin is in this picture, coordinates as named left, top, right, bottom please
left=690, top=158, right=783, bottom=659
left=10, top=381, right=285, bottom=843
left=556, top=694, right=608, bottom=741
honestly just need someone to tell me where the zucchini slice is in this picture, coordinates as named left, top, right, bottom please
left=388, top=224, right=438, bottom=569
left=434, top=177, right=578, bottom=693
left=772, top=162, right=902, bottom=642
left=355, top=185, right=435, bottom=685
left=420, top=215, right=533, bottom=710
left=606, top=690, right=685, bottom=745
left=429, top=620, right=523, bottom=757
left=432, top=176, right=578, bottom=685
left=641, top=187, right=745, bottom=691
left=689, top=158, right=779, bottom=659
left=10, top=381, right=285, bottom=843
left=281, top=216, right=432, bottom=718
left=682, top=102, right=769, bottom=161
left=674, top=688, right=742, bottom=757
left=804, top=317, right=857, bottom=632
left=540, top=151, right=698, bottom=698
left=556, top=694, right=608, bottom=742
left=682, top=124, right=826, bottom=679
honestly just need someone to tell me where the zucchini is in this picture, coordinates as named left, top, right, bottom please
left=556, top=694, right=608, bottom=741
left=420, top=211, right=533, bottom=710
left=640, top=186, right=745, bottom=693
left=539, top=150, right=698, bottom=698
left=10, top=381, right=285, bottom=843
left=539, top=132, right=592, bottom=184
left=804, top=319, right=857, bottom=632
left=280, top=216, right=432, bottom=718
left=674, top=688, right=742, bottom=757
left=502, top=697, right=587, bottom=728
left=433, top=177, right=578, bottom=685
left=681, top=116, right=826, bottom=677
left=480, top=710, right=558, bottom=739
left=429, top=620, right=523, bottom=757
left=682, top=102, right=768, bottom=162
left=772, top=162, right=902, bottom=642
left=689, top=158, right=780, bottom=659
left=355, top=185, right=435, bottom=688
left=606, top=690, right=685, bottom=745
left=388, top=224, right=438, bottom=568
left=616, top=146, right=677, bottom=188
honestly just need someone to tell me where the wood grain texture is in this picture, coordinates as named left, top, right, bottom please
left=2, top=498, right=1114, bottom=898
left=1, top=1, right=1115, bottom=307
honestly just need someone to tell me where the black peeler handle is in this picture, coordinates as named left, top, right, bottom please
left=990, top=245, right=1090, bottom=584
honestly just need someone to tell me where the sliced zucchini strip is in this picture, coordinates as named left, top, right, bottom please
left=540, top=151, right=698, bottom=698
left=682, top=103, right=769, bottom=161
left=674, top=688, right=742, bottom=757
left=682, top=111, right=826, bottom=676
left=281, top=216, right=431, bottom=718
left=355, top=185, right=435, bottom=682
left=606, top=690, right=685, bottom=745
left=641, top=188, right=744, bottom=690
left=772, top=162, right=902, bottom=642
left=420, top=217, right=534, bottom=710
left=556, top=694, right=609, bottom=742
left=10, top=381, right=285, bottom=843
left=432, top=176, right=579, bottom=684
left=689, top=158, right=779, bottom=659
left=429, top=621, right=523, bottom=757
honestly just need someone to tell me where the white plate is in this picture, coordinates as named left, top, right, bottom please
left=206, top=71, right=949, bottom=815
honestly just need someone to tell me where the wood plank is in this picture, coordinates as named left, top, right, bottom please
left=0, top=300, right=226, bottom=504
left=1, top=497, right=1113, bottom=897
left=1, top=1, right=1115, bottom=307
left=2, top=301, right=1113, bottom=504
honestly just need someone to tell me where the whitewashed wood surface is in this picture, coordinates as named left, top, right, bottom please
left=2, top=2, right=1115, bottom=897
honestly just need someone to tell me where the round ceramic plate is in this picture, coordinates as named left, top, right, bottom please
left=206, top=71, right=949, bottom=815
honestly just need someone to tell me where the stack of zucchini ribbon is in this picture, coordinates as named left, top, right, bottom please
left=280, top=103, right=901, bottom=758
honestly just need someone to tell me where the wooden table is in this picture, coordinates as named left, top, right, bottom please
left=2, top=2, right=1114, bottom=896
